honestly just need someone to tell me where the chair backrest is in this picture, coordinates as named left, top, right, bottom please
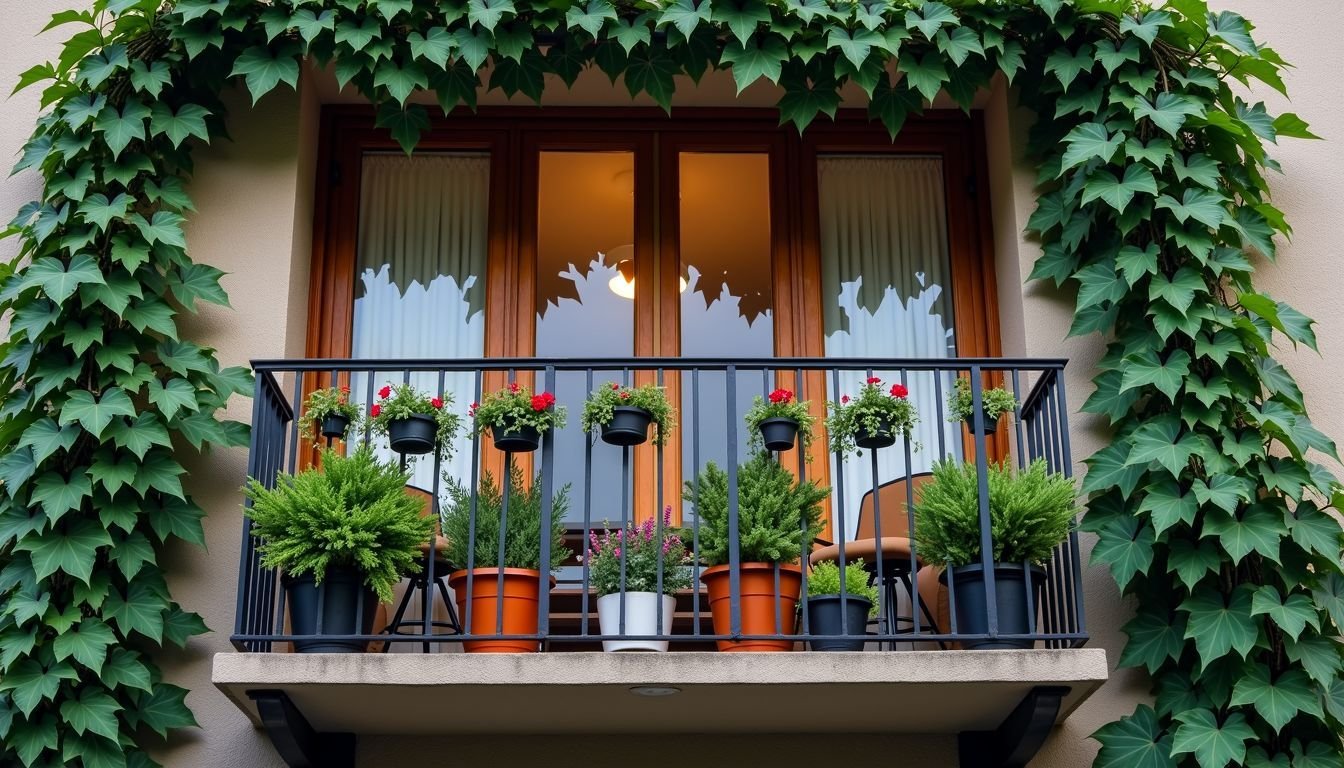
left=854, top=472, right=935, bottom=540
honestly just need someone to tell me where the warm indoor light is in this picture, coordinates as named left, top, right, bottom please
left=608, top=257, right=688, bottom=300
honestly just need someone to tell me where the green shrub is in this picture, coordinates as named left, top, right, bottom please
left=440, top=466, right=572, bottom=572
left=683, top=453, right=827, bottom=565
left=807, top=559, right=879, bottom=618
left=913, top=459, right=1077, bottom=568
left=242, top=446, right=434, bottom=603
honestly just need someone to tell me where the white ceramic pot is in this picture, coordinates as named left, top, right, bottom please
left=597, top=592, right=676, bottom=652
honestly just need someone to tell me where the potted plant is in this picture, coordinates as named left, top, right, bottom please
left=946, top=378, right=1017, bottom=435
left=805, top=559, right=879, bottom=651
left=368, top=383, right=461, bottom=456
left=469, top=382, right=566, bottom=453
left=585, top=506, right=690, bottom=652
left=827, top=377, right=918, bottom=454
left=301, top=384, right=360, bottom=441
left=581, top=382, right=676, bottom=447
left=684, top=452, right=827, bottom=652
left=242, top=446, right=434, bottom=653
left=913, top=459, right=1076, bottom=649
left=744, top=388, right=816, bottom=453
left=440, top=467, right=572, bottom=653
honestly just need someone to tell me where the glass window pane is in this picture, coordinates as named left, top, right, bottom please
left=678, top=152, right=774, bottom=505
left=351, top=153, right=490, bottom=491
left=535, top=151, right=637, bottom=523
left=817, top=156, right=962, bottom=540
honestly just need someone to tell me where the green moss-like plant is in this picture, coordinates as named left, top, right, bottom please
left=913, top=459, right=1077, bottom=568
left=440, top=466, right=572, bottom=572
left=242, top=446, right=435, bottom=603
left=945, top=379, right=1017, bottom=426
left=683, top=453, right=827, bottom=565
left=807, top=559, right=880, bottom=618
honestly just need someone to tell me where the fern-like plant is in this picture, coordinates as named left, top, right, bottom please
left=683, top=453, right=827, bottom=565
left=807, top=559, right=879, bottom=618
left=440, top=466, right=572, bottom=572
left=913, top=459, right=1077, bottom=568
left=243, top=446, right=435, bottom=603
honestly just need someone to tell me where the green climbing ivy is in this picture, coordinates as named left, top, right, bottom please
left=1, top=0, right=1340, bottom=766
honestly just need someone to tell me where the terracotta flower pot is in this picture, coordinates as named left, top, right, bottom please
left=701, top=562, right=802, bottom=652
left=448, top=568, right=555, bottom=653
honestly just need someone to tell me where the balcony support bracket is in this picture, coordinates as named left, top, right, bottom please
left=957, top=685, right=1070, bottom=768
left=248, top=689, right=355, bottom=768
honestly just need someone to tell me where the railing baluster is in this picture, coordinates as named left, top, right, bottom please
left=725, top=365, right=740, bottom=638
left=970, top=364, right=998, bottom=641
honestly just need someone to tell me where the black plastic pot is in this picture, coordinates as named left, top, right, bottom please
left=388, top=414, right=437, bottom=454
left=806, top=595, right=872, bottom=651
left=492, top=424, right=541, bottom=453
left=601, top=406, right=652, bottom=446
left=854, top=416, right=896, bottom=450
left=320, top=414, right=351, bottom=440
left=941, top=563, right=1046, bottom=650
left=966, top=409, right=1000, bottom=436
left=758, top=417, right=800, bottom=452
left=284, top=567, right=377, bottom=653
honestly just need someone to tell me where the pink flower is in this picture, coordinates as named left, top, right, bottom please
left=378, top=385, right=392, bottom=399
left=890, top=384, right=908, bottom=398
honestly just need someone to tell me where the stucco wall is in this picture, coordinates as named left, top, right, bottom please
left=1, top=2, right=1341, bottom=767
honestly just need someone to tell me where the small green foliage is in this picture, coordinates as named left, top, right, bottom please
left=439, top=466, right=572, bottom=572
left=826, top=376, right=918, bottom=456
left=913, top=459, right=1077, bottom=567
left=945, top=378, right=1017, bottom=425
left=469, top=382, right=566, bottom=438
left=683, top=452, right=827, bottom=566
left=242, top=446, right=434, bottom=603
left=299, top=385, right=360, bottom=440
left=743, top=387, right=816, bottom=452
left=580, top=382, right=676, bottom=447
left=367, top=382, right=462, bottom=455
left=584, top=507, right=690, bottom=597
left=807, top=559, right=878, bottom=618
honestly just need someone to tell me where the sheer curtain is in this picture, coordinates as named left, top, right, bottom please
left=818, top=157, right=962, bottom=540
left=351, top=153, right=490, bottom=493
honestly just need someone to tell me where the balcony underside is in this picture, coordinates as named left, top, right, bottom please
left=214, top=649, right=1107, bottom=736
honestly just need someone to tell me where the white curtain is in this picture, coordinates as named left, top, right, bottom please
left=351, top=154, right=490, bottom=494
left=817, top=157, right=962, bottom=540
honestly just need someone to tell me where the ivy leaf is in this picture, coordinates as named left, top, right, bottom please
left=62, top=93, right=106, bottom=130
left=784, top=0, right=838, bottom=24
left=467, top=0, right=514, bottom=31
left=1083, top=164, right=1157, bottom=213
left=1191, top=475, right=1253, bottom=514
left=1250, top=586, right=1319, bottom=642
left=0, top=507, right=45, bottom=550
left=1061, top=122, right=1122, bottom=172
left=1284, top=635, right=1342, bottom=686
left=89, top=450, right=139, bottom=497
left=1203, top=505, right=1285, bottom=566
left=23, top=254, right=105, bottom=304
left=903, top=1, right=956, bottom=39
left=0, top=659, right=77, bottom=717
left=130, top=210, right=187, bottom=248
left=109, top=530, right=156, bottom=581
left=334, top=16, right=382, bottom=51
left=1091, top=515, right=1154, bottom=590
left=624, top=46, right=678, bottom=111
left=18, top=517, right=112, bottom=584
left=374, top=102, right=430, bottom=155
left=1119, top=609, right=1187, bottom=673
left=1171, top=709, right=1253, bottom=768
left=59, top=388, right=136, bottom=438
left=1172, top=153, right=1221, bottom=189
left=1289, top=503, right=1343, bottom=560
left=1274, top=301, right=1318, bottom=351
left=561, top=0, right=614, bottom=40
left=1092, top=705, right=1176, bottom=768
left=1139, top=479, right=1197, bottom=535
left=93, top=101, right=149, bottom=159
left=1082, top=440, right=1145, bottom=498
left=131, top=452, right=187, bottom=501
left=609, top=17, right=651, bottom=55
left=134, top=684, right=199, bottom=737
left=1135, top=92, right=1203, bottom=138
left=149, top=103, right=210, bottom=148
left=105, top=576, right=168, bottom=643
left=896, top=51, right=946, bottom=104
left=712, top=0, right=770, bottom=46
left=488, top=48, right=544, bottom=102
left=1167, top=538, right=1222, bottom=590
left=146, top=496, right=206, bottom=545
left=19, top=417, right=79, bottom=464
left=107, top=412, right=171, bottom=461
left=1119, top=11, right=1173, bottom=46
left=1156, top=189, right=1226, bottom=230
left=935, top=27, right=983, bottom=68
left=230, top=45, right=301, bottom=104
left=1181, top=585, right=1258, bottom=665
left=777, top=62, right=840, bottom=133
left=1229, top=665, right=1322, bottom=734
left=720, top=36, right=787, bottom=94
left=52, top=619, right=115, bottom=677
left=372, top=59, right=428, bottom=105
left=826, top=28, right=879, bottom=71
left=1207, top=10, right=1257, bottom=54
left=32, top=471, right=92, bottom=525
left=1044, top=44, right=1095, bottom=90
left=79, top=193, right=132, bottom=232
left=102, top=648, right=153, bottom=693
left=1115, top=244, right=1159, bottom=286
left=1120, top=349, right=1190, bottom=402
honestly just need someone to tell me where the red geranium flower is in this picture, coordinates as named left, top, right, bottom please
left=370, top=404, right=381, bottom=417
left=378, top=385, right=392, bottom=399
left=611, top=383, right=620, bottom=391
left=340, top=385, right=350, bottom=394
left=841, top=395, right=850, bottom=404
left=541, top=391, right=556, bottom=406
left=431, top=397, right=444, bottom=409
left=619, top=391, right=631, bottom=400
left=866, top=377, right=881, bottom=385
left=509, top=382, right=521, bottom=394
left=768, top=388, right=793, bottom=404
left=531, top=395, right=549, bottom=411
left=890, top=384, right=908, bottom=398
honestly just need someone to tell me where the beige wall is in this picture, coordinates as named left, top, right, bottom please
left=2, top=1, right=1341, bottom=766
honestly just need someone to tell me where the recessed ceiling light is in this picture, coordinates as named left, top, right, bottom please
left=629, top=686, right=681, bottom=697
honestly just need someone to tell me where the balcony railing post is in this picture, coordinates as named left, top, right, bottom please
left=725, top=364, right=741, bottom=637
left=496, top=451, right=511, bottom=637
left=537, top=365, right=556, bottom=641
left=970, top=364, right=999, bottom=640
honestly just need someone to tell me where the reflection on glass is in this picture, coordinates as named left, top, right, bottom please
left=535, top=151, right=637, bottom=522
left=818, top=156, right=962, bottom=540
left=679, top=153, right=774, bottom=515
left=351, top=153, right=489, bottom=492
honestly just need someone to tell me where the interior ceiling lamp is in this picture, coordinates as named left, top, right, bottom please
left=607, top=251, right=689, bottom=300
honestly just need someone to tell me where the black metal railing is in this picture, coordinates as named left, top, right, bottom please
left=231, top=356, right=1086, bottom=652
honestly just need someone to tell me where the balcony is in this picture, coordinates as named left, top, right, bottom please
left=214, top=356, right=1106, bottom=768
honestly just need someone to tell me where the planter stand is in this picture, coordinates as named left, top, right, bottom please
left=248, top=690, right=355, bottom=768
left=957, top=686, right=1069, bottom=768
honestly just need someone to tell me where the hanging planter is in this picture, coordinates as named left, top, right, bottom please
left=470, top=383, right=565, bottom=454
left=387, top=414, right=437, bottom=454
left=300, top=385, right=360, bottom=442
left=946, top=379, right=1016, bottom=438
left=368, top=383, right=462, bottom=459
left=320, top=413, right=352, bottom=440
left=581, top=383, right=675, bottom=448
left=827, top=378, right=918, bottom=455
left=744, top=389, right=816, bottom=453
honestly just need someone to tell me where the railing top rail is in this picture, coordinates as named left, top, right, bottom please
left=250, top=356, right=1070, bottom=373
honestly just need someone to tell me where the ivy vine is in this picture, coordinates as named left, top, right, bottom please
left=0, top=0, right=1339, bottom=766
